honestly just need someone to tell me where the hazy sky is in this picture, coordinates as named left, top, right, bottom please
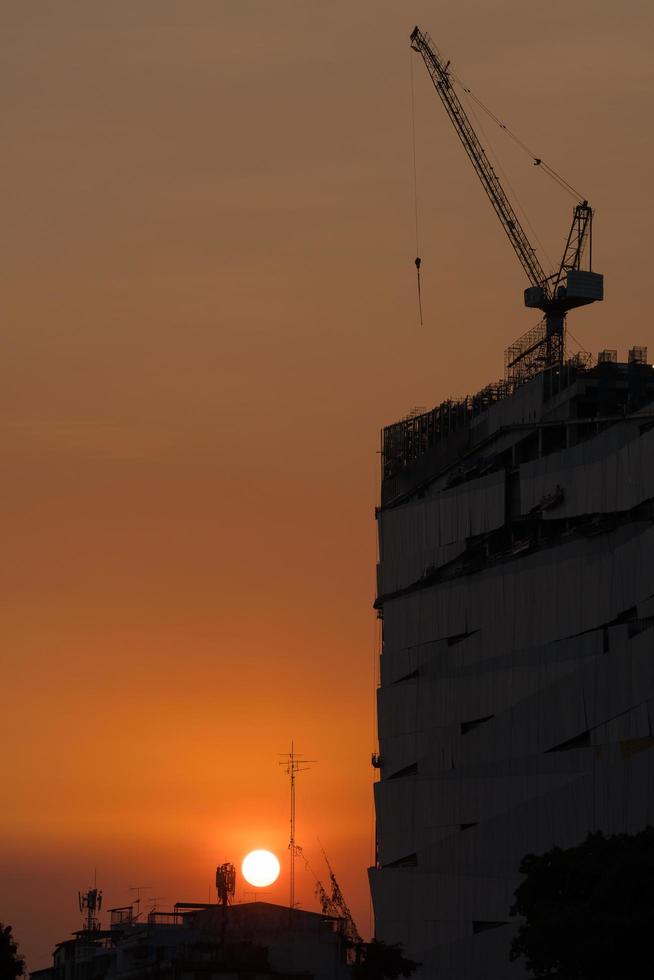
left=2, top=0, right=653, bottom=968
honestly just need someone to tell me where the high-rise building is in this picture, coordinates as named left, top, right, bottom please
left=371, top=351, right=654, bottom=978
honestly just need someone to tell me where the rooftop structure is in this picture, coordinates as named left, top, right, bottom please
left=31, top=901, right=351, bottom=980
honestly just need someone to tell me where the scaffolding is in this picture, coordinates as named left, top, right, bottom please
left=382, top=358, right=597, bottom=480
left=504, top=321, right=551, bottom=387
left=382, top=382, right=512, bottom=480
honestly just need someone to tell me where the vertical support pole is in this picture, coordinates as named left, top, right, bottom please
left=289, top=741, right=296, bottom=915
left=279, top=744, right=314, bottom=928
left=545, top=312, right=565, bottom=369
left=588, top=210, right=593, bottom=272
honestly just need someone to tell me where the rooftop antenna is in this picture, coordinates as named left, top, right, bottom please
left=78, top=885, right=102, bottom=932
left=215, top=863, right=236, bottom=907
left=279, top=742, right=315, bottom=920
left=129, top=885, right=152, bottom=921
left=215, top=862, right=236, bottom=948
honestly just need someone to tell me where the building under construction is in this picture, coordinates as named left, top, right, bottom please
left=370, top=25, right=654, bottom=980
left=371, top=347, right=654, bottom=978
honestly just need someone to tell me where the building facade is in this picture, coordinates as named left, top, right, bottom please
left=370, top=354, right=654, bottom=978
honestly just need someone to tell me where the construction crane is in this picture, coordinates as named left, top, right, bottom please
left=410, top=26, right=603, bottom=374
left=314, top=843, right=361, bottom=945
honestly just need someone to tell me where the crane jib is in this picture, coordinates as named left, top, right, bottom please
left=409, top=23, right=603, bottom=335
left=410, top=26, right=549, bottom=296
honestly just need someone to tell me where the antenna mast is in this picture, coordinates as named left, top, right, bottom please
left=78, top=886, right=102, bottom=932
left=215, top=863, right=236, bottom=907
left=129, top=885, right=152, bottom=921
left=279, top=742, right=314, bottom=917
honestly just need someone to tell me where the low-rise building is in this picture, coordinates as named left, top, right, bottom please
left=31, top=902, right=350, bottom=980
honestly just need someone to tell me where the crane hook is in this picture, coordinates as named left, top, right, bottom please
left=415, top=256, right=423, bottom=325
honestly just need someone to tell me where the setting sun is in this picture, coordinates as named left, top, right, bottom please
left=241, top=849, right=281, bottom=888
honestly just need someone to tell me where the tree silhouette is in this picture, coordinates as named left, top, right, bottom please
left=353, top=939, right=420, bottom=980
left=0, top=924, right=25, bottom=980
left=510, top=827, right=654, bottom=979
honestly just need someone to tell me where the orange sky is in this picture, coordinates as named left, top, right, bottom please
left=2, top=1, right=654, bottom=969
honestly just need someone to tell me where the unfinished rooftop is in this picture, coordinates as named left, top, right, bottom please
left=381, top=347, right=654, bottom=509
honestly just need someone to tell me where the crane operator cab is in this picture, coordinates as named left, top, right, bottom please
left=525, top=269, right=604, bottom=312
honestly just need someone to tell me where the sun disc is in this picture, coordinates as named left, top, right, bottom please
left=242, top=849, right=281, bottom=888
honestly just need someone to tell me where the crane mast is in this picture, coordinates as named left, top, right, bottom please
left=410, top=26, right=603, bottom=370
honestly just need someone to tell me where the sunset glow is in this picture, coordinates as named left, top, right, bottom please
left=242, top=850, right=281, bottom=888
left=2, top=2, right=650, bottom=973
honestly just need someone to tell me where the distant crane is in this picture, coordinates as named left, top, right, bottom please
left=314, top=843, right=361, bottom=945
left=410, top=26, right=603, bottom=375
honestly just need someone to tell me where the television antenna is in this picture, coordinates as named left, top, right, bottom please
left=148, top=897, right=166, bottom=912
left=129, top=885, right=152, bottom=921
left=279, top=742, right=315, bottom=918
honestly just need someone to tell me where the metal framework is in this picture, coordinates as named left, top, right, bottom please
left=410, top=26, right=602, bottom=380
left=279, top=744, right=314, bottom=921
left=382, top=381, right=513, bottom=482
left=410, top=26, right=548, bottom=292
left=78, top=888, right=102, bottom=932
left=553, top=202, right=593, bottom=296
left=315, top=844, right=361, bottom=945
left=216, top=863, right=236, bottom=907
left=505, top=321, right=549, bottom=386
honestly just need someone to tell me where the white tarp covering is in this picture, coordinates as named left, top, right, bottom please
left=520, top=424, right=654, bottom=519
left=378, top=471, right=505, bottom=594
left=373, top=410, right=654, bottom=979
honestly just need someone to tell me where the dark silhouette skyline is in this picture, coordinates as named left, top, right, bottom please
left=2, top=0, right=653, bottom=970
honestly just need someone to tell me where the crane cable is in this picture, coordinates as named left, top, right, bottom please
left=409, top=50, right=583, bottom=320
left=448, top=69, right=585, bottom=201
left=460, top=84, right=554, bottom=270
left=410, top=52, right=424, bottom=325
left=566, top=325, right=591, bottom=359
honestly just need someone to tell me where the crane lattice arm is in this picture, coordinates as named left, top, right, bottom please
left=552, top=201, right=593, bottom=295
left=316, top=844, right=361, bottom=945
left=410, top=26, right=550, bottom=296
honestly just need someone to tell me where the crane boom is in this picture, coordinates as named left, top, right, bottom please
left=317, top=844, right=361, bottom=945
left=410, top=25, right=603, bottom=373
left=410, top=26, right=549, bottom=295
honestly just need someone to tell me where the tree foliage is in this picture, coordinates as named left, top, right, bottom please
left=353, top=939, right=420, bottom=980
left=510, top=827, right=654, bottom=979
left=0, top=924, right=25, bottom=980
